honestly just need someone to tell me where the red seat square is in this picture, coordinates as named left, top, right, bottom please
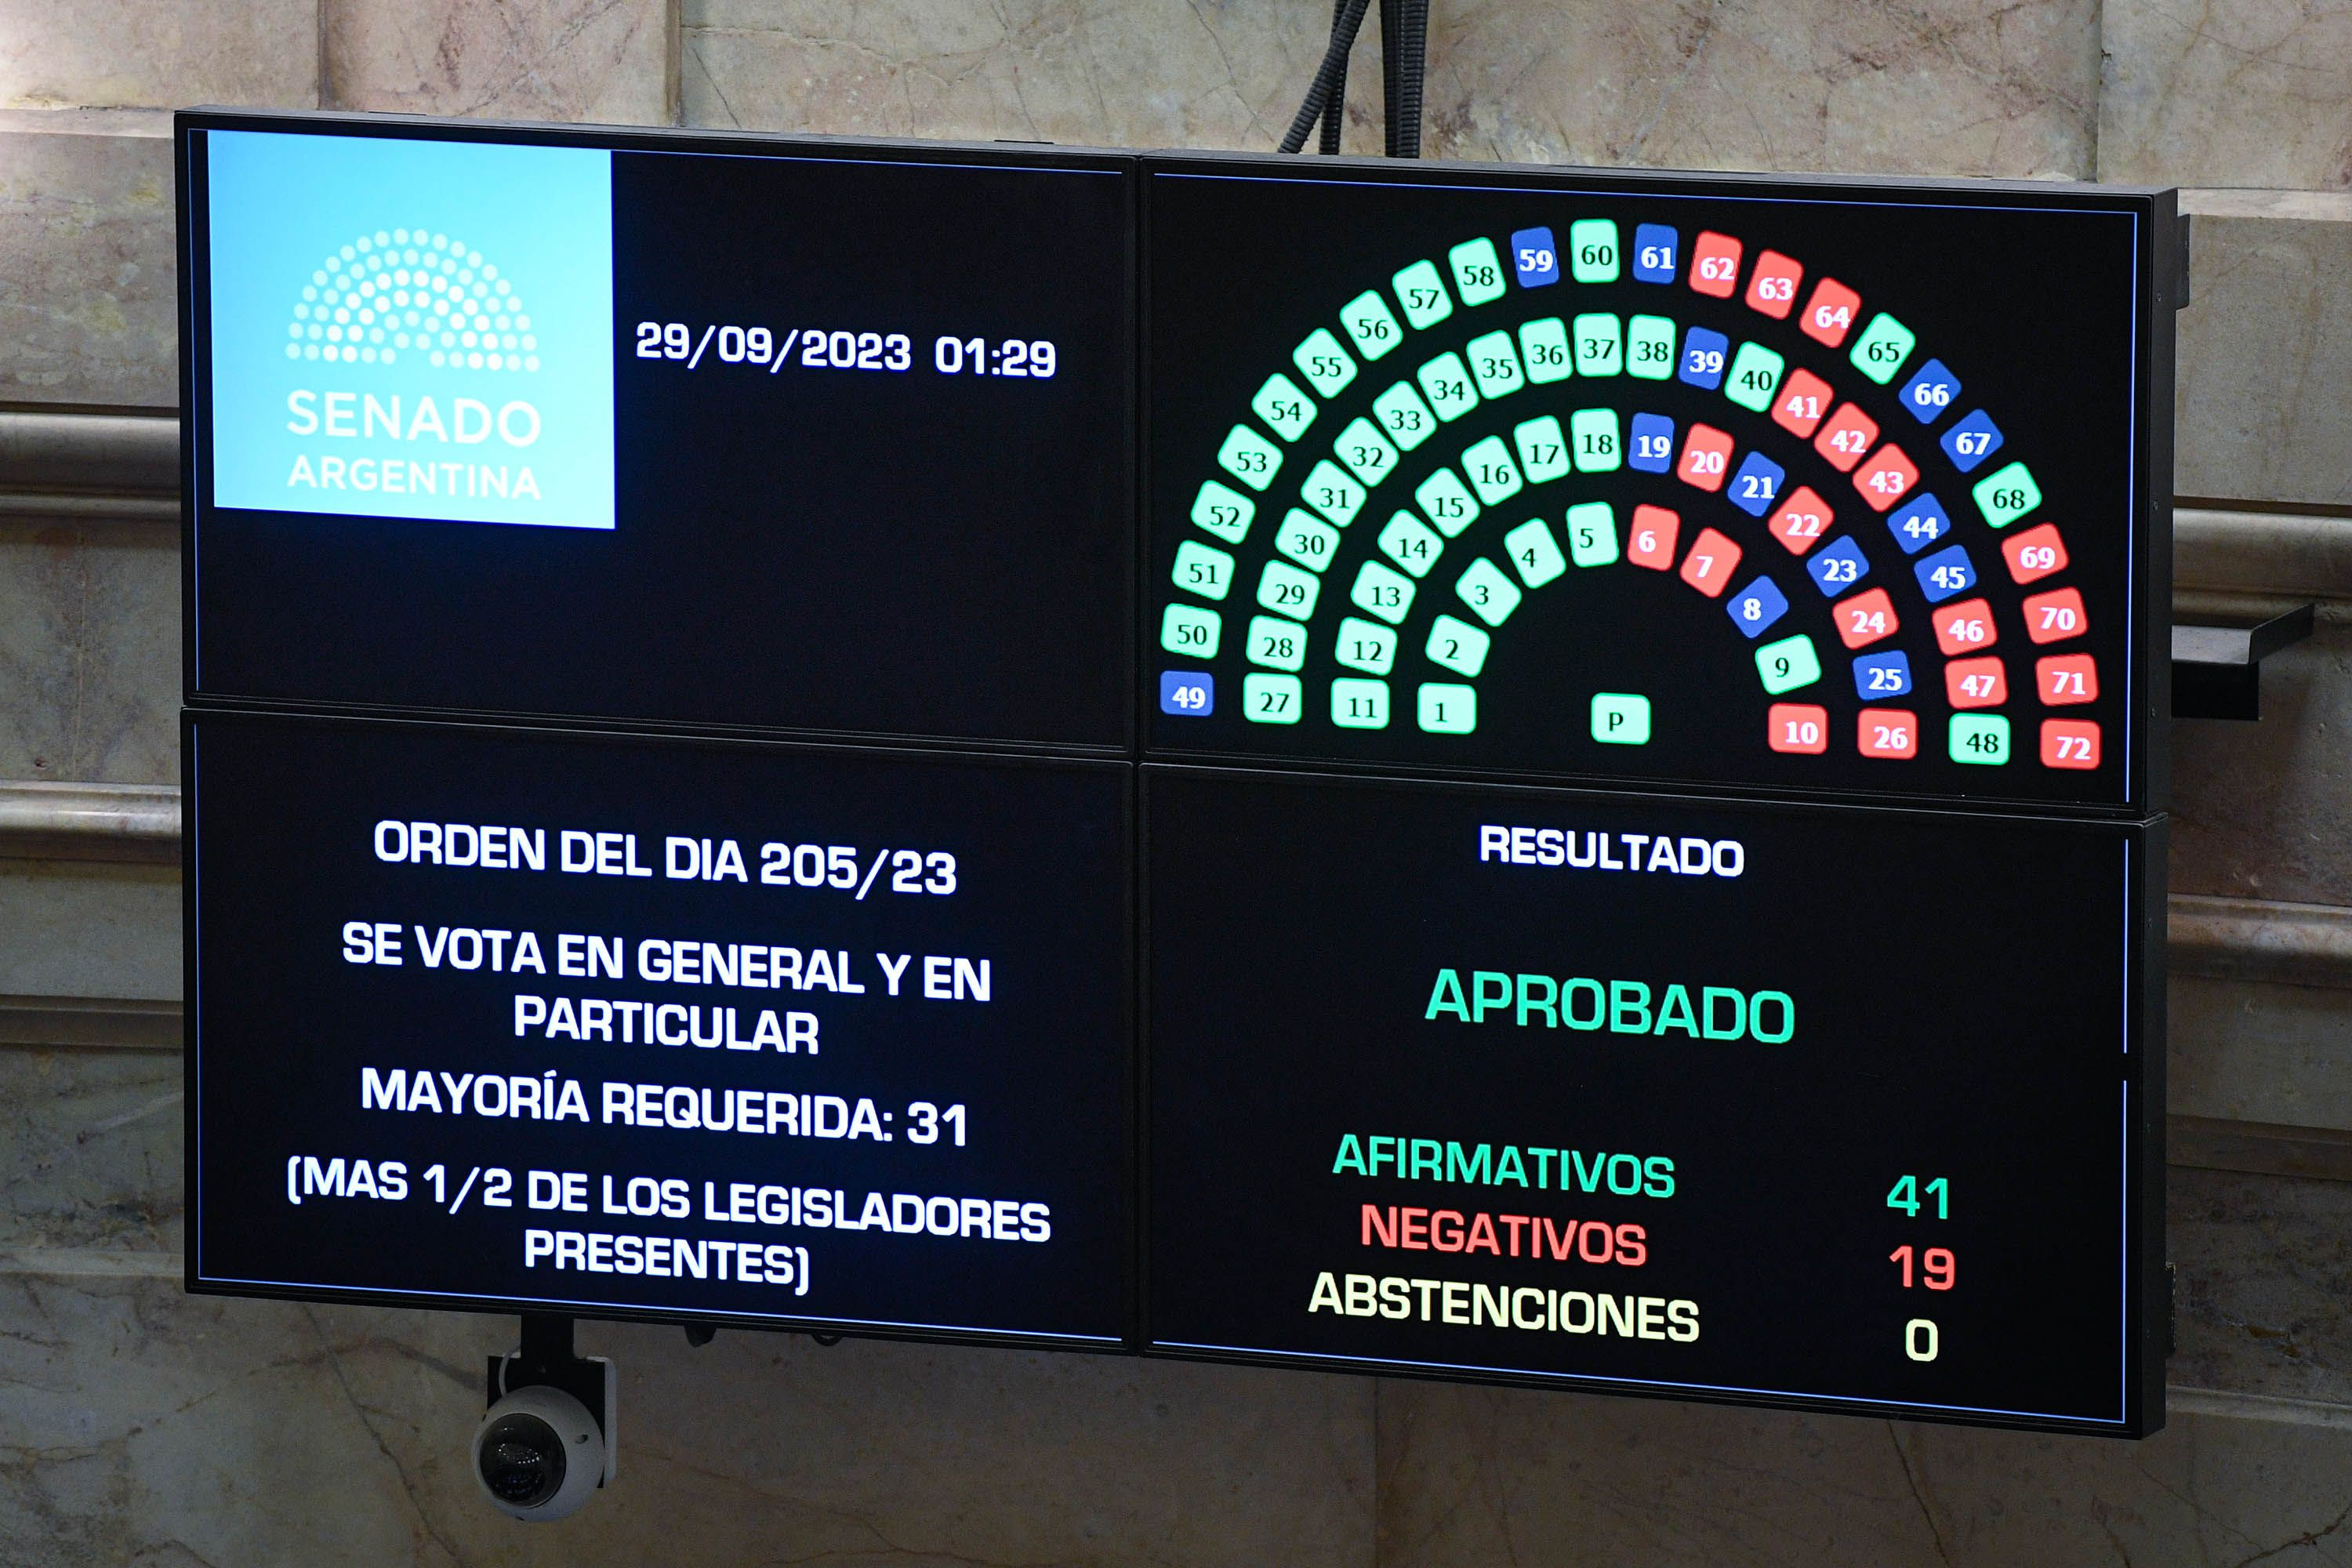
left=1835, top=586, right=1899, bottom=649
left=1678, top=423, right=1736, bottom=492
left=1679, top=527, right=1741, bottom=597
left=1769, top=702, right=1828, bottom=753
left=1814, top=404, right=1878, bottom=472
left=2024, top=586, right=2087, bottom=644
left=1944, top=655, right=2006, bottom=709
left=1745, top=250, right=1804, bottom=319
left=1932, top=597, right=1997, bottom=655
left=1853, top=445, right=1920, bottom=513
left=1857, top=707, right=1918, bottom=759
left=2002, top=523, right=2069, bottom=584
left=1627, top=504, right=1680, bottom=570
left=2038, top=653, right=2099, bottom=704
left=1799, top=278, right=1861, bottom=347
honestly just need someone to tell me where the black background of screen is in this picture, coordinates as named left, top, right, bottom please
left=1142, top=163, right=2151, bottom=811
left=187, top=710, right=1133, bottom=1341
left=1146, top=766, right=2148, bottom=1427
left=188, top=135, right=1134, bottom=749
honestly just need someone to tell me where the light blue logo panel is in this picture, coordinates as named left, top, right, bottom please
left=207, top=131, right=615, bottom=530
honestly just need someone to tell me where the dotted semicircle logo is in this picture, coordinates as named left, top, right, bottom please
left=285, top=227, right=539, bottom=372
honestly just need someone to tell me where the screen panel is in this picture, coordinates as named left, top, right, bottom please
left=186, top=710, right=1133, bottom=1342
left=1143, top=158, right=2165, bottom=812
left=1145, top=764, right=2161, bottom=1433
left=184, top=120, right=1134, bottom=749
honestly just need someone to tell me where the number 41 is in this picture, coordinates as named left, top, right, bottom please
left=1887, top=1174, right=1949, bottom=1218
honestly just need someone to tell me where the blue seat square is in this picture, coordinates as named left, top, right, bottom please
left=1887, top=493, right=1951, bottom=554
left=1679, top=326, right=1729, bottom=389
left=1632, top=223, right=1679, bottom=284
left=1726, top=575, right=1789, bottom=639
left=1510, top=226, right=1559, bottom=289
left=1159, top=670, right=1214, bottom=716
left=1897, top=358, right=1960, bottom=424
left=1728, top=452, right=1785, bottom=517
left=1806, top=535, right=1870, bottom=597
left=1852, top=650, right=1913, bottom=699
left=1914, top=543, right=1977, bottom=603
left=1629, top=412, right=1676, bottom=474
left=1940, top=410, right=2005, bottom=473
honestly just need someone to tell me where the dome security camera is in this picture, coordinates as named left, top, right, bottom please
left=473, top=1351, right=617, bottom=1522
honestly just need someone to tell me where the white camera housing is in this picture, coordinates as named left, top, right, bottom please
left=472, top=1358, right=617, bottom=1522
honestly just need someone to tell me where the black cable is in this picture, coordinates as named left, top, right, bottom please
left=1394, top=0, right=1428, bottom=158
left=1319, top=0, right=1349, bottom=153
left=1381, top=0, right=1403, bottom=155
left=1278, top=0, right=1371, bottom=154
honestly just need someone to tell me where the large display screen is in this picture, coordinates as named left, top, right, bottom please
left=180, top=111, right=2171, bottom=1434
left=1145, top=767, right=2161, bottom=1432
left=185, top=710, right=1132, bottom=1341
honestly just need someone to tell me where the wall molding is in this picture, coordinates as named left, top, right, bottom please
left=0, top=993, right=181, bottom=1049
left=0, top=782, right=180, bottom=862
left=0, top=409, right=177, bottom=524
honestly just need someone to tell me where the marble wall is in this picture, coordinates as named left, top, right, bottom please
left=5, top=0, right=2352, bottom=1562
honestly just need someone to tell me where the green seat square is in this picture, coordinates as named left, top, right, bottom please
left=1257, top=558, right=1320, bottom=619
left=1251, top=372, right=1316, bottom=441
left=1415, top=468, right=1481, bottom=536
left=1569, top=408, right=1621, bottom=472
left=1334, top=615, right=1398, bottom=675
left=1351, top=559, right=1417, bottom=624
left=1566, top=501, right=1618, bottom=566
left=1331, top=677, right=1392, bottom=729
left=1377, top=510, right=1444, bottom=578
left=1590, top=692, right=1651, bottom=745
left=1371, top=382, right=1438, bottom=451
left=1425, top=613, right=1491, bottom=677
left=1568, top=219, right=1621, bottom=284
left=1246, top=614, right=1308, bottom=671
left=1512, top=416, right=1570, bottom=484
left=1417, top=682, right=1478, bottom=734
left=1333, top=416, right=1399, bottom=485
left=1519, top=318, right=1573, bottom=383
left=1755, top=633, right=1822, bottom=694
left=1448, top=238, right=1508, bottom=306
left=1274, top=509, right=1341, bottom=573
left=1301, top=459, right=1367, bottom=526
left=1949, top=713, right=2012, bottom=764
left=1456, top=557, right=1523, bottom=626
left=1465, top=329, right=1526, bottom=398
left=1339, top=290, right=1403, bottom=360
left=1461, top=435, right=1523, bottom=504
left=1573, top=312, right=1622, bottom=377
left=1392, top=260, right=1454, bottom=329
left=1416, top=351, right=1481, bottom=422
left=1243, top=673, right=1303, bottom=724
left=1189, top=481, right=1254, bottom=543
left=1503, top=518, right=1566, bottom=587
left=1292, top=327, right=1358, bottom=396
left=1160, top=602, right=1220, bottom=658
left=1172, top=539, right=1233, bottom=601
left=1849, top=313, right=1915, bottom=384
left=1217, top=423, right=1283, bottom=492
left=1627, top=314, right=1676, bottom=380
left=1724, top=342, right=1785, bottom=412
left=1972, top=462, right=2042, bottom=528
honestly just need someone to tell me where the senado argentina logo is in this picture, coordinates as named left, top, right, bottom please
left=280, top=226, right=550, bottom=506
left=285, top=227, right=539, bottom=371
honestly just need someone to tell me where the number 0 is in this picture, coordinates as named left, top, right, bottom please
left=1905, top=1319, right=1939, bottom=1361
